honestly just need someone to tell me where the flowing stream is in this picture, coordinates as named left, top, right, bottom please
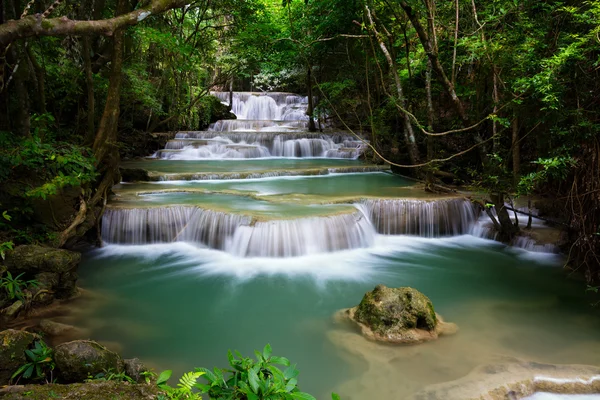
left=74, top=92, right=600, bottom=399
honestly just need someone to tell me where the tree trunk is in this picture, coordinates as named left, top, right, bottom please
left=398, top=0, right=488, bottom=166
left=26, top=45, right=46, bottom=114
left=426, top=59, right=435, bottom=186
left=306, top=65, right=316, bottom=132
left=365, top=5, right=419, bottom=165
left=10, top=45, right=31, bottom=137
left=512, top=116, right=520, bottom=186
left=491, top=193, right=519, bottom=241
left=83, top=37, right=96, bottom=145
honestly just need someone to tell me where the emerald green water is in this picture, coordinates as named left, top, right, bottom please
left=110, top=191, right=355, bottom=218
left=122, top=158, right=365, bottom=174
left=114, top=172, right=426, bottom=202
left=75, top=237, right=600, bottom=399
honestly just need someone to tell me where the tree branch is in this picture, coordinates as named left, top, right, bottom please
left=0, top=0, right=188, bottom=47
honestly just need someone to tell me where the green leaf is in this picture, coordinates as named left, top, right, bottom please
left=270, top=356, right=290, bottom=366
left=290, top=392, right=317, bottom=400
left=156, top=370, right=172, bottom=386
left=263, top=343, right=272, bottom=360
left=248, top=365, right=260, bottom=393
left=332, top=393, right=341, bottom=400
left=283, top=365, right=299, bottom=380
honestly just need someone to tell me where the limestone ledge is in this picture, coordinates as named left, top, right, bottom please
left=410, top=359, right=600, bottom=400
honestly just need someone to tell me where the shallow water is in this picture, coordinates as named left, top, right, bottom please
left=114, top=172, right=426, bottom=203
left=121, top=158, right=365, bottom=174
left=75, top=235, right=600, bottom=399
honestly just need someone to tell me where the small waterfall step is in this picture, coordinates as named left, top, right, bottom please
left=120, top=160, right=388, bottom=182
left=102, top=197, right=478, bottom=257
left=153, top=130, right=366, bottom=160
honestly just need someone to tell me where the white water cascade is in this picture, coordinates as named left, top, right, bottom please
left=101, top=199, right=481, bottom=257
left=151, top=91, right=366, bottom=160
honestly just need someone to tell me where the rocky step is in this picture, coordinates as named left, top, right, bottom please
left=120, top=165, right=390, bottom=182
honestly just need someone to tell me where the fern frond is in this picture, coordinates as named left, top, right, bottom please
left=178, top=371, right=205, bottom=391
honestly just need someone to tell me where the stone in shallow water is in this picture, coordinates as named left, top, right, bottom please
left=54, top=340, right=124, bottom=383
left=410, top=359, right=600, bottom=400
left=339, top=285, right=457, bottom=344
left=0, top=329, right=40, bottom=385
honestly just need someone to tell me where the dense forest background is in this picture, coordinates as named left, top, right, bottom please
left=0, top=0, right=599, bottom=283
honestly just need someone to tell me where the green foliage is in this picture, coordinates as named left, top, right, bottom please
left=0, top=117, right=97, bottom=200
left=0, top=271, right=39, bottom=301
left=518, top=156, right=576, bottom=195
left=157, top=369, right=204, bottom=399
left=11, top=340, right=55, bottom=384
left=0, top=241, right=14, bottom=260
left=156, top=345, right=338, bottom=400
left=85, top=368, right=135, bottom=384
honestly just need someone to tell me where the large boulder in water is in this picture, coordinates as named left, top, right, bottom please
left=4, top=245, right=80, bottom=274
left=342, top=285, right=457, bottom=344
left=0, top=329, right=41, bottom=385
left=3, top=245, right=80, bottom=300
left=55, top=340, right=124, bottom=382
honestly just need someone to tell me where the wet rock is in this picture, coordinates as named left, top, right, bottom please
left=124, top=358, right=149, bottom=383
left=409, top=359, right=600, bottom=400
left=55, top=340, right=124, bottom=383
left=32, top=272, right=59, bottom=305
left=4, top=245, right=80, bottom=274
left=342, top=285, right=457, bottom=344
left=0, top=381, right=162, bottom=399
left=38, top=319, right=83, bottom=338
left=56, top=271, right=79, bottom=299
left=3, top=300, right=23, bottom=319
left=120, top=168, right=150, bottom=183
left=0, top=329, right=40, bottom=385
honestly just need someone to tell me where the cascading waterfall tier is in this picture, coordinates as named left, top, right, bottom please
left=148, top=91, right=366, bottom=159
left=360, top=198, right=479, bottom=237
left=102, top=206, right=374, bottom=257
left=102, top=207, right=251, bottom=250
left=211, top=92, right=310, bottom=121
left=155, top=132, right=364, bottom=159
left=101, top=197, right=481, bottom=257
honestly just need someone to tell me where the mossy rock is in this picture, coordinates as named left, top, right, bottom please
left=0, top=381, right=162, bottom=399
left=54, top=340, right=124, bottom=383
left=120, top=168, right=151, bottom=183
left=4, top=245, right=80, bottom=274
left=343, top=285, right=457, bottom=344
left=0, top=329, right=40, bottom=385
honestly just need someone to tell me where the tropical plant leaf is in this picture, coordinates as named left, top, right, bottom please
left=270, top=356, right=290, bottom=366
left=262, top=343, right=272, bottom=360
left=283, top=364, right=299, bottom=380
left=156, top=370, right=172, bottom=386
left=248, top=365, right=260, bottom=393
left=290, top=392, right=317, bottom=400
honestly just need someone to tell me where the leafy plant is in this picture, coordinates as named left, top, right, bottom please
left=0, top=241, right=13, bottom=260
left=156, top=345, right=339, bottom=400
left=11, top=340, right=55, bottom=384
left=0, top=271, right=39, bottom=301
left=157, top=369, right=205, bottom=399
left=85, top=368, right=135, bottom=383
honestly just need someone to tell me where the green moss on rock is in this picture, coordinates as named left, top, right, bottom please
left=345, top=285, right=457, bottom=344
left=0, top=381, right=162, bottom=399
left=54, top=340, right=124, bottom=383
left=4, top=245, right=80, bottom=274
left=0, top=330, right=40, bottom=385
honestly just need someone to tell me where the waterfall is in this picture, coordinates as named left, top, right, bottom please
left=155, top=132, right=364, bottom=160
left=226, top=212, right=376, bottom=257
left=102, top=207, right=251, bottom=249
left=360, top=198, right=479, bottom=237
left=102, top=198, right=485, bottom=257
left=211, top=92, right=310, bottom=121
